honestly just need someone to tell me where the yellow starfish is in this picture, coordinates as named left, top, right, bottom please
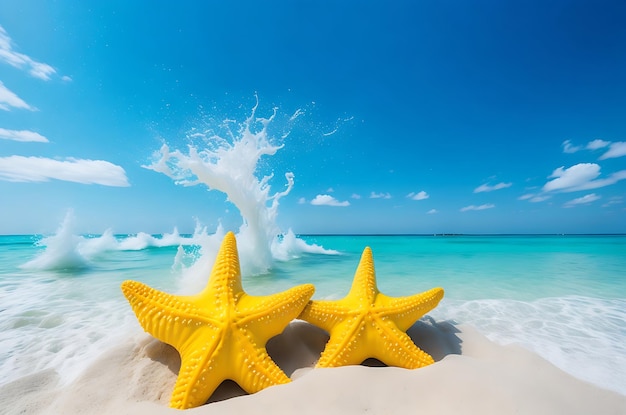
left=121, top=232, right=315, bottom=409
left=299, top=246, right=444, bottom=369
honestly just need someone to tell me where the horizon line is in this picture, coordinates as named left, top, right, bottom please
left=1, top=232, right=625, bottom=237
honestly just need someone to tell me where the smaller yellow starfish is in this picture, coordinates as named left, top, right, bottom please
left=299, top=246, right=444, bottom=369
left=121, top=232, right=315, bottom=409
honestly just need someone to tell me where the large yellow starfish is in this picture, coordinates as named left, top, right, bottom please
left=299, top=246, right=444, bottom=369
left=121, top=232, right=315, bottom=409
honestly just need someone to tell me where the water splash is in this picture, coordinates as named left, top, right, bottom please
left=20, top=101, right=337, bottom=290
left=20, top=213, right=210, bottom=272
left=21, top=211, right=89, bottom=272
left=145, top=99, right=337, bottom=280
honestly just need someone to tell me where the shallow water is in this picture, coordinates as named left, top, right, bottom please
left=1, top=233, right=624, bottom=395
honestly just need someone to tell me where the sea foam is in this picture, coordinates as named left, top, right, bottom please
left=19, top=214, right=208, bottom=272
left=434, top=296, right=626, bottom=396
left=144, top=98, right=337, bottom=291
left=20, top=211, right=89, bottom=272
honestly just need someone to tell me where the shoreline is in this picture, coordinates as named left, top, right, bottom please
left=2, top=319, right=625, bottom=415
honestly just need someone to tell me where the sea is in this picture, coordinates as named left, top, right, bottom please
left=1, top=105, right=625, bottom=398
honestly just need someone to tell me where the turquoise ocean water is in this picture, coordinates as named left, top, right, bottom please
left=1, top=113, right=625, bottom=398
left=1, top=232, right=625, bottom=395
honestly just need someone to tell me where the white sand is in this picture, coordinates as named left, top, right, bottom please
left=2, top=319, right=625, bottom=415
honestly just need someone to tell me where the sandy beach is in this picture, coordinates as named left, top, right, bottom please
left=2, top=319, right=624, bottom=415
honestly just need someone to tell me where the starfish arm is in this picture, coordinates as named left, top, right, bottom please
left=121, top=280, right=221, bottom=349
left=234, top=344, right=291, bottom=393
left=237, top=283, right=315, bottom=340
left=170, top=338, right=224, bottom=410
left=377, top=287, right=444, bottom=332
left=371, top=317, right=435, bottom=369
left=198, top=232, right=244, bottom=304
left=315, top=317, right=366, bottom=367
left=348, top=247, right=379, bottom=301
left=298, top=300, right=351, bottom=333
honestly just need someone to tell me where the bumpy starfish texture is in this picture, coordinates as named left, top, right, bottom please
left=121, top=232, right=315, bottom=409
left=299, top=246, right=444, bottom=369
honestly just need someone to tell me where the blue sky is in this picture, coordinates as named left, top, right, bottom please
left=0, top=0, right=625, bottom=235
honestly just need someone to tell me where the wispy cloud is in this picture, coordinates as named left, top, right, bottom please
left=562, top=138, right=626, bottom=160
left=427, top=209, right=438, bottom=214
left=0, top=156, right=130, bottom=186
left=521, top=162, right=626, bottom=205
left=543, top=163, right=626, bottom=192
left=370, top=191, right=391, bottom=199
left=563, top=193, right=600, bottom=208
left=0, top=25, right=58, bottom=81
left=460, top=204, right=495, bottom=212
left=562, top=139, right=583, bottom=153
left=586, top=139, right=611, bottom=150
left=518, top=193, right=551, bottom=202
left=0, top=81, right=35, bottom=111
left=310, top=194, right=350, bottom=207
left=602, top=196, right=623, bottom=208
left=351, top=193, right=361, bottom=199
left=529, top=195, right=551, bottom=202
left=600, top=142, right=626, bottom=160
left=474, top=182, right=512, bottom=193
left=407, top=190, right=429, bottom=200
left=0, top=128, right=48, bottom=142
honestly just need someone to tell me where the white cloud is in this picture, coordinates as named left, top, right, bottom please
left=427, top=209, right=438, bottom=214
left=351, top=193, right=361, bottom=199
left=543, top=163, right=626, bottom=192
left=370, top=191, right=391, bottom=199
left=61, top=75, right=73, bottom=82
left=0, top=128, right=48, bottom=142
left=0, top=81, right=35, bottom=111
left=407, top=191, right=429, bottom=200
left=298, top=197, right=306, bottom=204
left=602, top=197, right=623, bottom=208
left=600, top=142, right=626, bottom=160
left=563, top=193, right=600, bottom=208
left=521, top=163, right=626, bottom=205
left=543, top=163, right=600, bottom=192
left=460, top=204, right=495, bottom=212
left=519, top=192, right=551, bottom=202
left=310, top=194, right=350, bottom=207
left=326, top=187, right=334, bottom=193
left=474, top=182, right=512, bottom=193
left=0, top=156, right=130, bottom=186
left=562, top=139, right=582, bottom=153
left=530, top=195, right=551, bottom=202
left=0, top=25, right=57, bottom=81
left=561, top=138, right=626, bottom=160
left=28, top=61, right=56, bottom=81
left=586, top=139, right=611, bottom=150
